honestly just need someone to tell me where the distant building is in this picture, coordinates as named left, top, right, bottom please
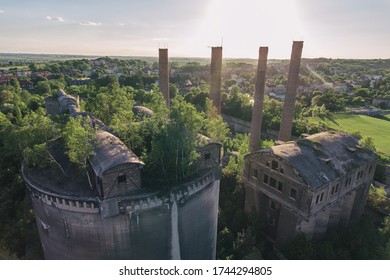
left=244, top=132, right=376, bottom=247
left=347, top=107, right=383, bottom=116
left=68, top=78, right=91, bottom=86
left=33, top=71, right=52, bottom=79
left=0, top=76, right=13, bottom=85
left=19, top=79, right=34, bottom=90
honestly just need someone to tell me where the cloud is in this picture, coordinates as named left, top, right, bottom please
left=0, top=10, right=5, bottom=14
left=46, top=16, right=64, bottom=22
left=79, top=21, right=102, bottom=26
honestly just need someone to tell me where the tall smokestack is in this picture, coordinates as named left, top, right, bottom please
left=209, top=47, right=223, bottom=114
left=278, top=41, right=304, bottom=142
left=249, top=47, right=268, bottom=153
left=159, top=48, right=169, bottom=107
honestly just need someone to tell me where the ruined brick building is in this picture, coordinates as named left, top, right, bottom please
left=245, top=41, right=377, bottom=247
left=244, top=132, right=376, bottom=247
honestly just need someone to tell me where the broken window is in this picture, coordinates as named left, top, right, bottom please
left=290, top=188, right=297, bottom=200
left=118, top=174, right=127, bottom=184
left=204, top=153, right=211, bottom=161
left=263, top=174, right=269, bottom=184
left=266, top=161, right=270, bottom=167
left=272, top=160, right=279, bottom=171
left=270, top=177, right=277, bottom=188
left=278, top=182, right=283, bottom=192
left=252, top=168, right=258, bottom=179
left=315, top=192, right=325, bottom=204
left=331, top=184, right=339, bottom=196
left=344, top=177, right=352, bottom=187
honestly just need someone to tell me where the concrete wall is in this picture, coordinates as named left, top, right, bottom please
left=44, top=97, right=60, bottom=115
left=275, top=206, right=298, bottom=246
left=27, top=170, right=220, bottom=260
left=221, top=114, right=251, bottom=134
left=31, top=196, right=171, bottom=259
left=178, top=179, right=219, bottom=259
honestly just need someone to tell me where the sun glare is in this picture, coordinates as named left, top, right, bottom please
left=194, top=0, right=305, bottom=58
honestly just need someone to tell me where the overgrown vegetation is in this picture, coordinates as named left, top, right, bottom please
left=282, top=210, right=390, bottom=259
left=1, top=55, right=390, bottom=259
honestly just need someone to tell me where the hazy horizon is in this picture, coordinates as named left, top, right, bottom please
left=1, top=0, right=390, bottom=59
left=3, top=51, right=390, bottom=61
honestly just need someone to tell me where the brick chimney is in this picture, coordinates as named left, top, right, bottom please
left=159, top=48, right=169, bottom=107
left=209, top=47, right=223, bottom=114
left=278, top=41, right=304, bottom=142
left=249, top=47, right=268, bottom=152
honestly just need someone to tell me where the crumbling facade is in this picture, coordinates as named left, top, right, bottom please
left=244, top=131, right=376, bottom=247
left=24, top=89, right=221, bottom=260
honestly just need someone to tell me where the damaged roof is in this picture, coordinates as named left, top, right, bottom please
left=247, top=131, right=376, bottom=189
left=132, top=105, right=154, bottom=118
left=89, top=130, right=144, bottom=176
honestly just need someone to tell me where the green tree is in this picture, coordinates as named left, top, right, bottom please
left=145, top=96, right=203, bottom=187
left=184, top=86, right=209, bottom=112
left=62, top=115, right=95, bottom=172
left=233, top=229, right=262, bottom=260
left=222, top=87, right=253, bottom=121
left=28, top=63, right=38, bottom=73
left=86, top=82, right=135, bottom=125
left=203, top=98, right=229, bottom=146
left=358, top=136, right=377, bottom=153
left=34, top=80, right=52, bottom=95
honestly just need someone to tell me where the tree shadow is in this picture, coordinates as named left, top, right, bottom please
left=374, top=115, right=390, bottom=122
left=321, top=115, right=338, bottom=125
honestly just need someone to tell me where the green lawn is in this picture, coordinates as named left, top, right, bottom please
left=310, top=113, right=390, bottom=156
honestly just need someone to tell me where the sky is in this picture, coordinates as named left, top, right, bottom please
left=0, top=0, right=389, bottom=59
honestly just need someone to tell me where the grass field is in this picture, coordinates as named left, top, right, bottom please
left=310, top=113, right=390, bottom=156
